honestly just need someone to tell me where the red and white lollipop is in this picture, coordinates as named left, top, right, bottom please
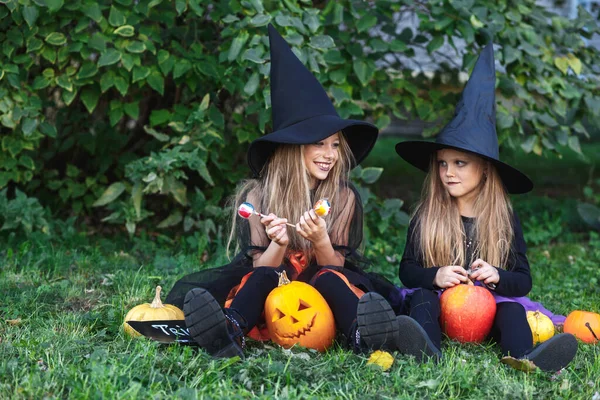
left=238, top=202, right=295, bottom=227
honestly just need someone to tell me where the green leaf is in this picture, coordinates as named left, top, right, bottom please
left=88, top=34, right=107, bottom=52
left=109, top=107, right=124, bottom=126
left=147, top=71, right=164, bottom=95
left=242, top=48, right=265, bottom=64
left=56, top=75, right=73, bottom=92
left=22, top=6, right=39, bottom=28
left=228, top=32, right=249, bottom=62
left=568, top=135, right=581, bottom=154
left=249, top=14, right=271, bottom=27
left=126, top=41, right=146, bottom=53
left=82, top=3, right=102, bottom=22
left=77, top=62, right=98, bottom=79
left=470, top=14, right=484, bottom=28
left=113, top=76, right=129, bottom=96
left=45, top=32, right=66, bottom=46
left=22, top=118, right=38, bottom=136
left=100, top=71, right=115, bottom=92
left=353, top=60, right=373, bottom=86
left=144, top=126, right=169, bottom=142
left=45, top=0, right=64, bottom=12
left=194, top=160, right=214, bottom=186
left=173, top=59, right=192, bottom=79
left=124, top=102, right=139, bottom=119
left=109, top=6, right=126, bottom=27
left=567, top=54, right=582, bottom=75
left=19, top=155, right=35, bottom=170
left=131, top=182, right=142, bottom=219
left=121, top=53, right=135, bottom=71
left=93, top=182, right=126, bottom=207
left=98, top=49, right=121, bottom=67
left=39, top=122, right=57, bottom=138
left=175, top=0, right=187, bottom=15
left=114, top=25, right=135, bottom=37
left=427, top=36, right=444, bottom=54
left=361, top=167, right=383, bottom=184
left=244, top=72, right=260, bottom=96
left=132, top=66, right=150, bottom=82
left=309, top=35, right=335, bottom=50
left=80, top=86, right=100, bottom=113
left=199, top=94, right=210, bottom=111
left=357, top=14, right=377, bottom=33
left=157, top=211, right=183, bottom=228
left=520, top=135, right=537, bottom=153
left=149, top=109, right=172, bottom=126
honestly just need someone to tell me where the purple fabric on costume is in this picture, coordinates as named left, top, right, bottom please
left=391, top=284, right=566, bottom=326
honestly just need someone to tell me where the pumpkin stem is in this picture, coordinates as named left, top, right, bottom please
left=276, top=271, right=291, bottom=286
left=585, top=322, right=599, bottom=341
left=466, top=279, right=474, bottom=286
left=150, top=286, right=164, bottom=308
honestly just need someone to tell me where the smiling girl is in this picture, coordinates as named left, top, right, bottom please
left=393, top=43, right=577, bottom=372
left=165, top=25, right=399, bottom=358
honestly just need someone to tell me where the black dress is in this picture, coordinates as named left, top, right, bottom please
left=165, top=182, right=398, bottom=338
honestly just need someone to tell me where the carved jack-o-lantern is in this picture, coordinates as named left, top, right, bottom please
left=265, top=271, right=336, bottom=352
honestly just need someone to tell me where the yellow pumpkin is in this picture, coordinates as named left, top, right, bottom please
left=264, top=271, right=336, bottom=352
left=564, top=310, right=600, bottom=344
left=526, top=311, right=554, bottom=344
left=123, top=286, right=184, bottom=337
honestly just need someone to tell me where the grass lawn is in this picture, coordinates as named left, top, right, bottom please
left=1, top=138, right=599, bottom=399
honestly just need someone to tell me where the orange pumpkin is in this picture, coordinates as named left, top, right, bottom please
left=264, top=271, right=336, bottom=352
left=564, top=310, right=600, bottom=344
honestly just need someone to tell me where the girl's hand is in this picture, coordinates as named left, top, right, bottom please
left=296, top=209, right=327, bottom=245
left=468, top=259, right=500, bottom=285
left=261, top=213, right=289, bottom=247
left=434, top=266, right=469, bottom=288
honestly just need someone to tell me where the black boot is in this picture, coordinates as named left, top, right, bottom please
left=395, top=315, right=442, bottom=362
left=501, top=333, right=578, bottom=372
left=351, top=292, right=398, bottom=353
left=183, top=288, right=246, bottom=358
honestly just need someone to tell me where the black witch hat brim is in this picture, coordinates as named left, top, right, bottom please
left=248, top=114, right=378, bottom=177
left=395, top=141, right=533, bottom=194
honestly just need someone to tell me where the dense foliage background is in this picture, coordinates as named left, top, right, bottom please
left=1, top=0, right=600, bottom=246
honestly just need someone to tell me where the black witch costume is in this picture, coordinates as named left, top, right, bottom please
left=153, top=25, right=401, bottom=357
left=393, top=43, right=578, bottom=371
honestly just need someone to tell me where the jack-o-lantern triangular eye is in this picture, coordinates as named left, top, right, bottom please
left=298, top=299, right=311, bottom=311
left=273, top=308, right=286, bottom=321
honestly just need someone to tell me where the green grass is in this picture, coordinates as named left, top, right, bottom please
left=1, top=138, right=599, bottom=399
left=1, top=233, right=599, bottom=399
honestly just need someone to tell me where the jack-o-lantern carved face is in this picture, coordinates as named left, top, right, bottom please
left=265, top=272, right=335, bottom=352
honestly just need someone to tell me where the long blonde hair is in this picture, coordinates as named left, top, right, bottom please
left=414, top=152, right=514, bottom=269
left=227, top=131, right=355, bottom=258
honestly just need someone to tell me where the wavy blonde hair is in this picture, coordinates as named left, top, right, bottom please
left=413, top=151, right=514, bottom=269
left=227, top=132, right=355, bottom=258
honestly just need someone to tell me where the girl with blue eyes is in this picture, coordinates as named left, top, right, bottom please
left=392, top=43, right=577, bottom=372
left=164, top=25, right=400, bottom=358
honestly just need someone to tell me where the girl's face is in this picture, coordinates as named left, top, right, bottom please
left=303, top=132, right=340, bottom=187
left=437, top=148, right=486, bottom=204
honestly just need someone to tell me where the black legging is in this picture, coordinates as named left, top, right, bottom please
left=229, top=266, right=283, bottom=332
left=312, top=271, right=360, bottom=338
left=408, top=288, right=534, bottom=358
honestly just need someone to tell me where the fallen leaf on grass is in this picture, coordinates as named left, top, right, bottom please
left=6, top=318, right=22, bottom=326
left=500, top=356, right=538, bottom=372
left=367, top=350, right=394, bottom=371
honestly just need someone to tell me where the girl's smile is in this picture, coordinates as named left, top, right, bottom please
left=303, top=132, right=339, bottom=187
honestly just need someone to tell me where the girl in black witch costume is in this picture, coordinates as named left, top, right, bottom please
left=165, top=25, right=399, bottom=358
left=392, top=43, right=578, bottom=372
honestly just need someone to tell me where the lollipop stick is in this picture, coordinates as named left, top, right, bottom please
left=254, top=211, right=296, bottom=227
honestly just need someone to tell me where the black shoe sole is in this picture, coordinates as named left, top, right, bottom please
left=183, top=288, right=244, bottom=358
left=525, top=333, right=577, bottom=372
left=356, top=292, right=399, bottom=351
left=395, top=315, right=442, bottom=362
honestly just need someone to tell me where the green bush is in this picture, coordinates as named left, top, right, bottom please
left=0, top=0, right=599, bottom=239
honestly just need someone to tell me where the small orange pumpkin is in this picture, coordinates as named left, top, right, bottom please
left=564, top=310, right=600, bottom=344
left=526, top=311, right=555, bottom=344
left=264, top=271, right=336, bottom=352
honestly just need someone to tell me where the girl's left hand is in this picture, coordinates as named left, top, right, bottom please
left=296, top=209, right=328, bottom=244
left=469, top=259, right=500, bottom=285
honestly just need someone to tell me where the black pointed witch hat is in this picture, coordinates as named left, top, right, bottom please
left=395, top=43, right=533, bottom=194
left=247, top=24, right=379, bottom=177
